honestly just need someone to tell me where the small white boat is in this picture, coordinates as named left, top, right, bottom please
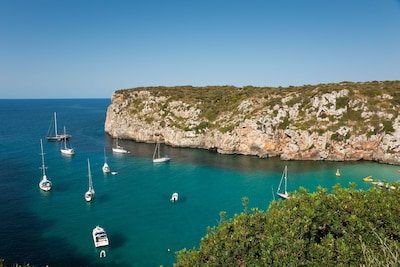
left=276, top=166, right=290, bottom=199
left=60, top=126, right=75, bottom=155
left=170, top=192, right=178, bottom=202
left=38, top=139, right=52, bottom=191
left=112, top=138, right=130, bottom=154
left=92, top=225, right=109, bottom=248
left=102, top=147, right=110, bottom=173
left=85, top=159, right=95, bottom=202
left=372, top=180, right=396, bottom=190
left=153, top=140, right=171, bottom=163
left=46, top=112, right=71, bottom=141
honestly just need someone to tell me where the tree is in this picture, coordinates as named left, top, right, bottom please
left=174, top=184, right=400, bottom=266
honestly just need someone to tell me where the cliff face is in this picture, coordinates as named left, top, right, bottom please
left=105, top=81, right=400, bottom=165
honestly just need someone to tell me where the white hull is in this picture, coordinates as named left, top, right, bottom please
left=153, top=156, right=171, bottom=163
left=92, top=226, right=109, bottom=248
left=277, top=192, right=289, bottom=199
left=39, top=175, right=52, bottom=191
left=113, top=139, right=129, bottom=154
left=112, top=147, right=129, bottom=154
left=102, top=163, right=110, bottom=173
left=102, top=148, right=111, bottom=173
left=61, top=148, right=75, bottom=155
left=85, top=189, right=95, bottom=202
left=170, top=192, right=179, bottom=202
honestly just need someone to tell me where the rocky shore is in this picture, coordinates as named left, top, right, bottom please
left=104, top=81, right=400, bottom=165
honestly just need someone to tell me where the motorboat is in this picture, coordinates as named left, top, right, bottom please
left=170, top=192, right=179, bottom=202
left=363, top=176, right=373, bottom=182
left=92, top=226, right=109, bottom=248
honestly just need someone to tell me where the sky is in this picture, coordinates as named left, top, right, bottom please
left=1, top=0, right=399, bottom=99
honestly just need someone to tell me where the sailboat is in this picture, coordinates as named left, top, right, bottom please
left=102, top=147, right=111, bottom=173
left=60, top=126, right=75, bottom=155
left=85, top=158, right=95, bottom=202
left=152, top=140, right=171, bottom=163
left=38, top=139, right=52, bottom=191
left=276, top=165, right=290, bottom=199
left=46, top=112, right=71, bottom=141
left=112, top=138, right=130, bottom=154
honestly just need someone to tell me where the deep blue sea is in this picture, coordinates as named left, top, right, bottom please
left=1, top=99, right=399, bottom=267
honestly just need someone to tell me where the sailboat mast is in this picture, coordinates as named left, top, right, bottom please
left=284, top=166, right=288, bottom=194
left=40, top=139, right=46, bottom=176
left=54, top=112, right=58, bottom=136
left=87, top=158, right=93, bottom=190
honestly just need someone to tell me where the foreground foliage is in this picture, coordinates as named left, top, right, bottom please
left=174, top=184, right=400, bottom=266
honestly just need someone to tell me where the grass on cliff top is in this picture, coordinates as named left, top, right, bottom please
left=116, top=80, right=400, bottom=109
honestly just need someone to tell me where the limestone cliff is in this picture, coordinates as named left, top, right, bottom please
left=105, top=81, right=400, bottom=165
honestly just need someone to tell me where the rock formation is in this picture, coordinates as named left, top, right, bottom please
left=104, top=81, right=400, bottom=165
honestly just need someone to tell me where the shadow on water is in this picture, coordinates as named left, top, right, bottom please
left=108, top=231, right=127, bottom=249
left=97, top=193, right=111, bottom=203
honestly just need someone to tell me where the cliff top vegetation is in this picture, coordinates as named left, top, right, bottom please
left=113, top=80, right=400, bottom=136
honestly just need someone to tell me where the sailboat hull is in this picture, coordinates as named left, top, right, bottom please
left=277, top=192, right=289, bottom=199
left=61, top=148, right=75, bottom=155
left=153, top=157, right=171, bottom=163
left=46, top=135, right=70, bottom=141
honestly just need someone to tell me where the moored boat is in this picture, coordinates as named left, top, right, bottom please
left=170, top=192, right=179, bottom=202
left=85, top=159, right=95, bottom=202
left=92, top=225, right=109, bottom=248
left=46, top=112, right=71, bottom=141
left=363, top=176, right=373, bottom=182
left=38, top=139, right=52, bottom=191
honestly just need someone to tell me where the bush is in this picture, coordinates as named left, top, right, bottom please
left=174, top=184, right=400, bottom=266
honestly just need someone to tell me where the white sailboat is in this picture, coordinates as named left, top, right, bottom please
left=85, top=158, right=95, bottom=202
left=112, top=138, right=130, bottom=154
left=60, top=126, right=75, bottom=155
left=46, top=112, right=71, bottom=141
left=276, top=165, right=289, bottom=199
left=102, top=147, right=110, bottom=173
left=152, top=140, right=171, bottom=163
left=38, top=139, right=52, bottom=191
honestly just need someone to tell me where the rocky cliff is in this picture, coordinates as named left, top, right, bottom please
left=104, top=81, right=400, bottom=165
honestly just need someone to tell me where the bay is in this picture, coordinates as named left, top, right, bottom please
left=0, top=99, right=399, bottom=267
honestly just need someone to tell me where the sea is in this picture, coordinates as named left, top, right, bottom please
left=1, top=99, right=399, bottom=267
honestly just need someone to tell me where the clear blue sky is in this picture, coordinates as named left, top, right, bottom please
left=1, top=0, right=399, bottom=98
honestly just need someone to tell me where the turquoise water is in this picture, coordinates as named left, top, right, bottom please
left=0, top=99, right=399, bottom=266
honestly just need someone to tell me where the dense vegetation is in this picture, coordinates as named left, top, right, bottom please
left=174, top=183, right=400, bottom=266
